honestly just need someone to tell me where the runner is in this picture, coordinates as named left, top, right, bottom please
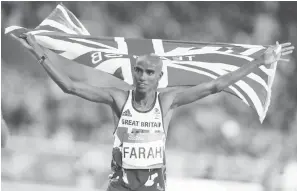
left=22, top=34, right=293, bottom=191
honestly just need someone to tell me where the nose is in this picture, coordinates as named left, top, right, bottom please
left=139, top=72, right=146, bottom=81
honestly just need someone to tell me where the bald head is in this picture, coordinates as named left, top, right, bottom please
left=135, top=54, right=163, bottom=72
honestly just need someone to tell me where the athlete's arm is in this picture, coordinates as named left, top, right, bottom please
left=165, top=42, right=294, bottom=109
left=24, top=34, right=117, bottom=105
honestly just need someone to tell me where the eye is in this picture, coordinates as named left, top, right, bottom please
left=147, top=71, right=154, bottom=76
left=134, top=67, right=140, bottom=73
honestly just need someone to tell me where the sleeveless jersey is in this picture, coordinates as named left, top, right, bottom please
left=109, top=90, right=167, bottom=191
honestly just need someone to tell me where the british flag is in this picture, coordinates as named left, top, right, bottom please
left=5, top=4, right=279, bottom=122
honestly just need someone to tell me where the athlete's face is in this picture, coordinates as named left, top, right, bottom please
left=133, top=56, right=163, bottom=93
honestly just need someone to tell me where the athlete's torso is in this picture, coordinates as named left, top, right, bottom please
left=108, top=90, right=173, bottom=191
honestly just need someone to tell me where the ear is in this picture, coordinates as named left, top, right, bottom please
left=159, top=71, right=163, bottom=80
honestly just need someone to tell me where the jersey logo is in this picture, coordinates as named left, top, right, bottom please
left=154, top=108, right=161, bottom=119
left=122, top=109, right=132, bottom=117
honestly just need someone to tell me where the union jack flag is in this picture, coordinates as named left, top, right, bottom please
left=5, top=4, right=279, bottom=122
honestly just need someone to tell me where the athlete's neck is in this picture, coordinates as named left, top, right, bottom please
left=134, top=90, right=156, bottom=107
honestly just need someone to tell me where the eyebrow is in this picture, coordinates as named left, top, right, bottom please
left=134, top=66, right=143, bottom=71
left=146, top=69, right=155, bottom=73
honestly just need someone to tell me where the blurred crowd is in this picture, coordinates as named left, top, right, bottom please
left=1, top=2, right=297, bottom=191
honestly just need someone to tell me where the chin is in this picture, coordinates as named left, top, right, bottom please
left=135, top=88, right=147, bottom=93
left=135, top=86, right=150, bottom=93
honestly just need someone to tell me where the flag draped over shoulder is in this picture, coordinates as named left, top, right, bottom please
left=5, top=4, right=279, bottom=122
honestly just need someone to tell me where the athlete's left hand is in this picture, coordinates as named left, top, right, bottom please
left=263, top=41, right=294, bottom=65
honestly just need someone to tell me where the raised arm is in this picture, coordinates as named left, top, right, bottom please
left=24, top=34, right=115, bottom=105
left=166, top=42, right=294, bottom=109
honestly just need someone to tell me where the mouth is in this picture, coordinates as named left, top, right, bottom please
left=137, top=83, right=147, bottom=88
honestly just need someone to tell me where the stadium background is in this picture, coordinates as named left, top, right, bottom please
left=1, top=1, right=297, bottom=191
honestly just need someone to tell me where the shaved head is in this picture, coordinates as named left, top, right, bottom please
left=135, top=54, right=163, bottom=72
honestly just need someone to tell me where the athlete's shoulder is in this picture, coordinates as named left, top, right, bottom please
left=108, top=87, right=130, bottom=98
left=158, top=87, right=189, bottom=112
left=108, top=88, right=131, bottom=111
left=159, top=87, right=189, bottom=98
left=158, top=87, right=182, bottom=100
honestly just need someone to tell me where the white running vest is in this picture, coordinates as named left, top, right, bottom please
left=113, top=90, right=166, bottom=169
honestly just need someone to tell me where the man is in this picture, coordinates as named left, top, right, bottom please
left=20, top=34, right=293, bottom=191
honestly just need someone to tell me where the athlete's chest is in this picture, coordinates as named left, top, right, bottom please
left=112, top=91, right=174, bottom=134
left=119, top=107, right=163, bottom=131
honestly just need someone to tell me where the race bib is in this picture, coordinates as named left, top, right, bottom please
left=122, top=132, right=165, bottom=169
